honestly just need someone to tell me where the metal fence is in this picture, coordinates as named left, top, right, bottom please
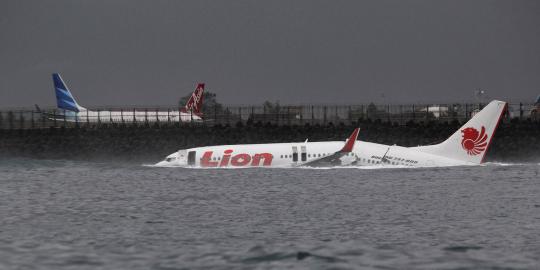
left=0, top=103, right=538, bottom=129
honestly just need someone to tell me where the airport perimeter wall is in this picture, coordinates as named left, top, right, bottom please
left=1, top=118, right=539, bottom=163
left=0, top=102, right=538, bottom=129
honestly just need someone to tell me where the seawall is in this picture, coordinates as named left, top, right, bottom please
left=1, top=119, right=539, bottom=164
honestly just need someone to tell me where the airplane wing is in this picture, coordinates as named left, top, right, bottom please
left=302, top=128, right=360, bottom=167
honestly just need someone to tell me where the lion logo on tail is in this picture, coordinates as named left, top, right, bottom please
left=461, top=126, right=488, bottom=155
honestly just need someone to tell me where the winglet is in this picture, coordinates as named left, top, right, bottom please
left=340, top=128, right=360, bottom=152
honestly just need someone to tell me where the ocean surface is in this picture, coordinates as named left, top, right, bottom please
left=0, top=158, right=539, bottom=270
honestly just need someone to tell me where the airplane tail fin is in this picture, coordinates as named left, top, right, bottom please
left=340, top=128, right=360, bottom=152
left=52, top=73, right=86, bottom=112
left=413, top=100, right=507, bottom=164
left=181, top=83, right=205, bottom=116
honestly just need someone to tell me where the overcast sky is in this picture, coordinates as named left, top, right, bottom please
left=1, top=0, right=539, bottom=108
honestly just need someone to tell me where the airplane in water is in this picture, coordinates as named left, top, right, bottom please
left=157, top=100, right=507, bottom=168
left=37, top=73, right=205, bottom=123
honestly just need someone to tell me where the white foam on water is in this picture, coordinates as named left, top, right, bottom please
left=482, top=162, right=529, bottom=167
left=145, top=161, right=538, bottom=169
left=146, top=163, right=439, bottom=170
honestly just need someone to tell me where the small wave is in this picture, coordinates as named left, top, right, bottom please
left=482, top=162, right=529, bottom=166
left=443, top=246, right=483, bottom=252
left=240, top=251, right=345, bottom=264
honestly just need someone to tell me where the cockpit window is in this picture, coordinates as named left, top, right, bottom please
left=166, top=158, right=172, bottom=162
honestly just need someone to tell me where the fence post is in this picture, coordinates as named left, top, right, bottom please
left=86, top=109, right=89, bottom=126
left=323, top=106, right=327, bottom=125
left=53, top=109, right=57, bottom=127
left=121, top=109, right=124, bottom=124
left=31, top=110, right=35, bottom=129
left=287, top=107, right=290, bottom=126
left=18, top=111, right=23, bottom=129
left=98, top=110, right=101, bottom=126
left=263, top=105, right=266, bottom=123
left=214, top=105, right=218, bottom=124
left=8, top=111, right=14, bottom=129
left=63, top=109, right=66, bottom=127
left=425, top=105, right=429, bottom=119
left=133, top=108, right=136, bottom=124
left=239, top=107, right=242, bottom=124
left=74, top=109, right=78, bottom=127
left=348, top=106, right=351, bottom=124
left=399, top=105, right=403, bottom=125
left=167, top=109, right=170, bottom=123
left=519, top=103, right=523, bottom=120
left=365, top=104, right=369, bottom=120
left=144, top=109, right=148, bottom=124
left=300, top=106, right=304, bottom=125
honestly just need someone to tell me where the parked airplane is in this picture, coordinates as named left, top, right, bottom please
left=38, top=73, right=205, bottom=123
left=157, top=100, right=507, bottom=168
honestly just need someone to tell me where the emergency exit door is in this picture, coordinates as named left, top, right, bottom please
left=301, top=146, right=307, bottom=161
left=188, top=151, right=196, bottom=166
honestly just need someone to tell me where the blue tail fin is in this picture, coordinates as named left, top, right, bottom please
left=53, top=73, right=85, bottom=112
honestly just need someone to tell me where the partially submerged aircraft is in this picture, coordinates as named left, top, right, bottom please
left=157, top=100, right=507, bottom=168
left=38, top=73, right=204, bottom=123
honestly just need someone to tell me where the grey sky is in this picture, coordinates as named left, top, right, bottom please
left=1, top=0, right=539, bottom=108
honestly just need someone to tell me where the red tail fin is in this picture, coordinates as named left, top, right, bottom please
left=340, top=128, right=360, bottom=152
left=182, top=83, right=205, bottom=115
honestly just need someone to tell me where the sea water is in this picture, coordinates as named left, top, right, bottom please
left=0, top=158, right=539, bottom=269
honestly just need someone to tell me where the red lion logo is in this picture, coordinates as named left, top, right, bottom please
left=461, top=126, right=488, bottom=155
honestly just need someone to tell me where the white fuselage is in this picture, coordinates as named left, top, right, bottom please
left=158, top=141, right=470, bottom=168
left=52, top=110, right=202, bottom=123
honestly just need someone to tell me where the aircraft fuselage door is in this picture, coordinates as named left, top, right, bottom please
left=292, top=146, right=298, bottom=162
left=301, top=146, right=307, bottom=162
left=188, top=151, right=196, bottom=166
